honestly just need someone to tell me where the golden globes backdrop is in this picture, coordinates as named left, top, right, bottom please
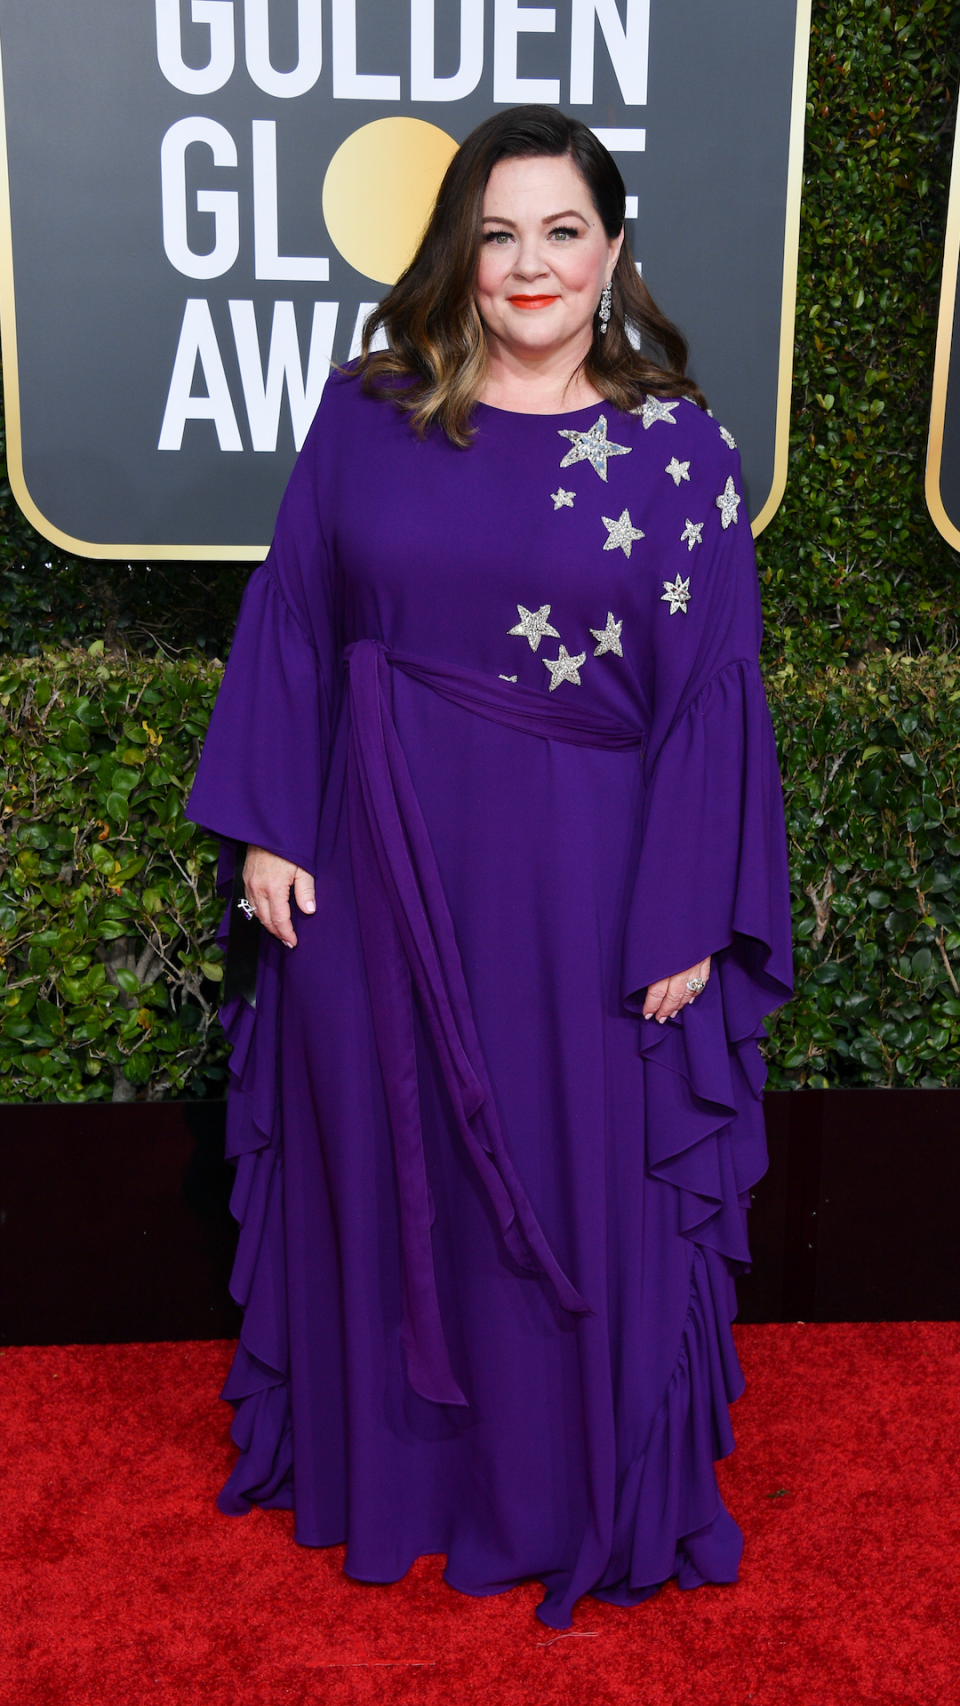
left=0, top=1, right=810, bottom=559
left=927, top=106, right=960, bottom=551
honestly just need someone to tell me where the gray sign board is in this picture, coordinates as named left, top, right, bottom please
left=0, top=1, right=810, bottom=559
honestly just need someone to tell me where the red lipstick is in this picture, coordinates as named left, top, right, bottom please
left=507, top=294, right=559, bottom=309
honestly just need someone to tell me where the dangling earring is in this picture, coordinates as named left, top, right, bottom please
left=598, top=280, right=612, bottom=335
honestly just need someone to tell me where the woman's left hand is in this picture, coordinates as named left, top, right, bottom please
left=643, top=957, right=711, bottom=1024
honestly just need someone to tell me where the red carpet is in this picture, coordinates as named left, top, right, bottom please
left=2, top=1325, right=958, bottom=1706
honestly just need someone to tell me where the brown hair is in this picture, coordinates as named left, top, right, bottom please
left=357, top=106, right=706, bottom=446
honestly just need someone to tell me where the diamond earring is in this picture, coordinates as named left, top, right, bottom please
left=598, top=280, right=612, bottom=335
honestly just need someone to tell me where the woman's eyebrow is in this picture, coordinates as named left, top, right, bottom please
left=480, top=208, right=589, bottom=226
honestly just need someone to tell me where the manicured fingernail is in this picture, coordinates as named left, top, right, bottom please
left=304, top=902, right=316, bottom=913
left=657, top=1016, right=666, bottom=1024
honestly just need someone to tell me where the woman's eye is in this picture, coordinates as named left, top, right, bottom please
left=483, top=230, right=513, bottom=244
left=550, top=227, right=580, bottom=241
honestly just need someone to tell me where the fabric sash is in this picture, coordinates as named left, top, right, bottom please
left=344, top=638, right=643, bottom=1406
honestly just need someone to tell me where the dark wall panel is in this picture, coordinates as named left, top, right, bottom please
left=2, top=1090, right=958, bottom=1345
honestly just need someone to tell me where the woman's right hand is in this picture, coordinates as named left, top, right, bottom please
left=243, top=845, right=316, bottom=948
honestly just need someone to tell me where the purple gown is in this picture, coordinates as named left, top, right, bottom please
left=187, top=371, right=792, bottom=1629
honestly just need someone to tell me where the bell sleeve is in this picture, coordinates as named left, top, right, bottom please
left=187, top=403, right=341, bottom=873
left=623, top=433, right=793, bottom=1270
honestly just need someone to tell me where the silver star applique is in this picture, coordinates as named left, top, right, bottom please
left=681, top=519, right=704, bottom=552
left=601, top=508, right=645, bottom=557
left=558, top=415, right=631, bottom=481
left=638, top=395, right=680, bottom=429
left=716, top=476, right=742, bottom=529
left=543, top=645, right=587, bottom=690
left=499, top=674, right=517, bottom=682
left=661, top=575, right=691, bottom=615
left=551, top=487, right=575, bottom=509
left=590, top=613, right=623, bottom=657
left=508, top=604, right=560, bottom=651
left=719, top=425, right=737, bottom=449
left=666, top=458, right=690, bottom=486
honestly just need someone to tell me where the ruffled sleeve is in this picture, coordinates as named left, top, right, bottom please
left=622, top=426, right=793, bottom=1269
left=184, top=379, right=346, bottom=1515
left=187, top=567, right=326, bottom=872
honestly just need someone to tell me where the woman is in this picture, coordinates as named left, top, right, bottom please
left=188, top=106, right=792, bottom=1630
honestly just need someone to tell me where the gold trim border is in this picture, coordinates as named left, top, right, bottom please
left=925, top=95, right=960, bottom=552
left=751, top=0, right=812, bottom=539
left=0, top=11, right=811, bottom=562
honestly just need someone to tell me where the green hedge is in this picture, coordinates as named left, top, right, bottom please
left=766, top=652, right=960, bottom=1086
left=0, top=654, right=227, bottom=1101
left=2, top=651, right=959, bottom=1100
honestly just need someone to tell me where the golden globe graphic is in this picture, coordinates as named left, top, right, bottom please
left=0, top=1, right=811, bottom=558
left=322, top=118, right=458, bottom=286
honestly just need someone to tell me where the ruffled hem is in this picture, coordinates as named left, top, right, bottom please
left=535, top=1243, right=744, bottom=1628
left=212, top=911, right=761, bottom=1604
left=634, top=948, right=773, bottom=1268
left=618, top=658, right=792, bottom=1269
left=211, top=809, right=777, bottom=1619
left=213, top=846, right=295, bottom=1518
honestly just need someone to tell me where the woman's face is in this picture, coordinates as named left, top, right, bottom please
left=475, top=154, right=623, bottom=362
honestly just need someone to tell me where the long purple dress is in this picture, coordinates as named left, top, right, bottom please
left=187, top=370, right=792, bottom=1629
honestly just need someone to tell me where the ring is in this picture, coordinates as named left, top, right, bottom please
left=238, top=898, right=257, bottom=920
left=685, top=976, right=706, bottom=994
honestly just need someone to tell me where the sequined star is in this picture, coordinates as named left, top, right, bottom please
left=601, top=508, right=645, bottom=557
left=661, top=575, right=691, bottom=615
left=681, top=519, right=704, bottom=552
left=638, top=395, right=680, bottom=429
left=499, top=674, right=517, bottom=682
left=716, top=476, right=742, bottom=529
left=508, top=604, right=560, bottom=651
left=590, top=613, right=623, bottom=657
left=543, top=645, right=586, bottom=690
left=558, top=415, right=631, bottom=481
left=719, top=425, right=737, bottom=449
left=666, top=458, right=690, bottom=486
left=551, top=487, right=575, bottom=509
